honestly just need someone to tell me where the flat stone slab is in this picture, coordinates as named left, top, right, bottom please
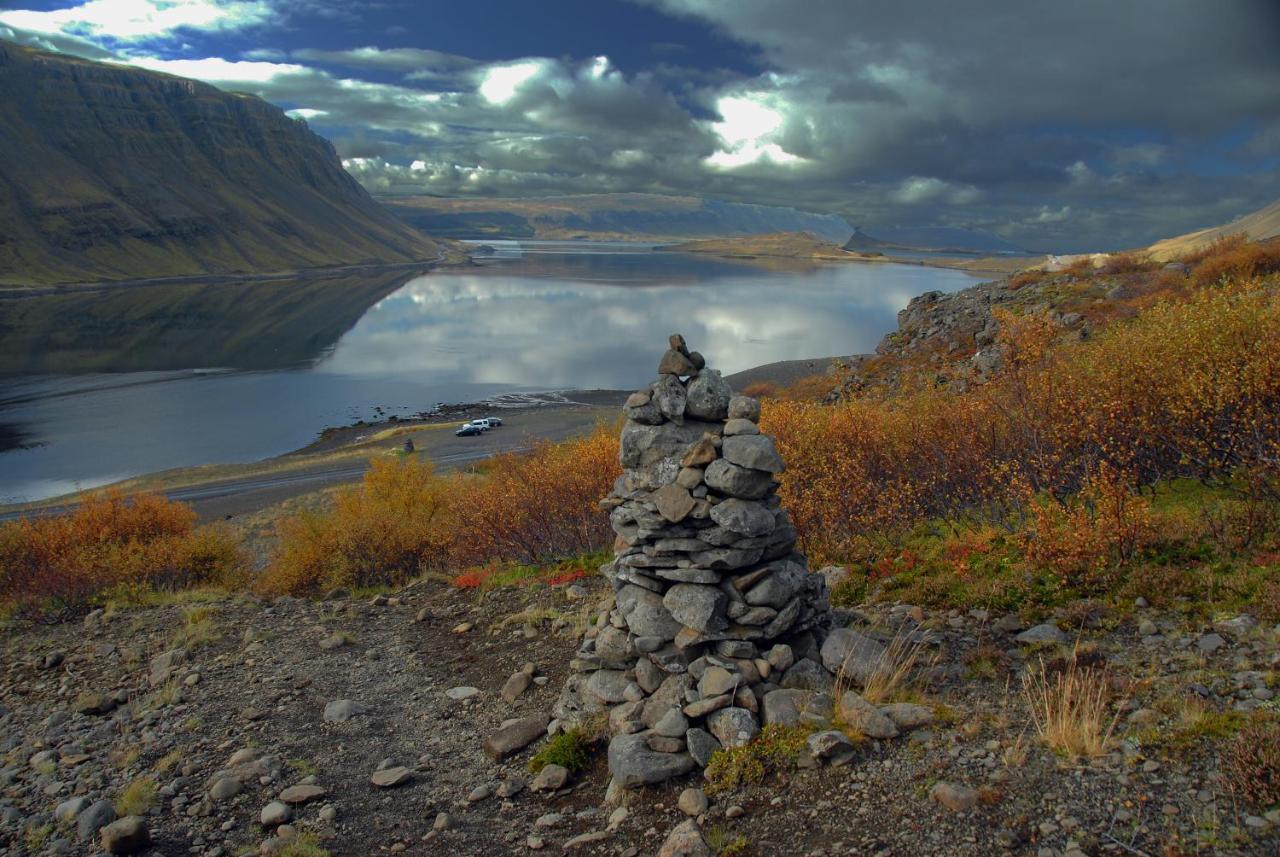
left=483, top=714, right=550, bottom=760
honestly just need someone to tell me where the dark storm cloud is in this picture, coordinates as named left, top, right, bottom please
left=1, top=0, right=1278, bottom=250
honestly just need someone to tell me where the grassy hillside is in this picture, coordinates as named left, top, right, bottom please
left=0, top=41, right=441, bottom=286
left=659, top=231, right=884, bottom=260
left=1149, top=198, right=1280, bottom=261
left=381, top=193, right=853, bottom=243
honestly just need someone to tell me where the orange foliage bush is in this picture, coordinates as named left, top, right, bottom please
left=262, top=423, right=621, bottom=596
left=740, top=380, right=779, bottom=399
left=258, top=456, right=451, bottom=596
left=449, top=423, right=619, bottom=567
left=764, top=276, right=1280, bottom=566
left=0, top=491, right=244, bottom=620
left=1021, top=465, right=1159, bottom=590
left=1182, top=234, right=1280, bottom=287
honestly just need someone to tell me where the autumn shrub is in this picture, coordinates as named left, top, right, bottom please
left=740, top=380, right=779, bottom=399
left=1099, top=251, right=1155, bottom=276
left=448, top=423, right=619, bottom=568
left=1222, top=713, right=1280, bottom=809
left=0, top=491, right=244, bottom=620
left=1183, top=234, right=1280, bottom=287
left=1021, top=465, right=1160, bottom=591
left=259, top=456, right=451, bottom=596
left=765, top=274, right=1280, bottom=566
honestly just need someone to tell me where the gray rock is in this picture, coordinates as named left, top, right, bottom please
left=149, top=648, right=186, bottom=686
left=678, top=787, right=709, bottom=817
left=620, top=419, right=716, bottom=469
left=445, top=686, right=481, bottom=701
left=879, top=703, right=934, bottom=729
left=209, top=776, right=242, bottom=801
left=663, top=584, right=728, bottom=634
left=654, top=708, right=690, bottom=738
left=1196, top=633, right=1226, bottom=653
left=617, top=584, right=683, bottom=640
left=323, top=699, right=369, bottom=722
left=931, top=781, right=978, bottom=812
left=685, top=728, right=720, bottom=767
left=727, top=395, right=761, bottom=422
left=807, top=729, right=856, bottom=761
left=531, top=764, right=570, bottom=792
left=56, top=796, right=91, bottom=824
left=483, top=714, right=550, bottom=759
left=370, top=766, right=413, bottom=788
left=837, top=691, right=899, bottom=739
left=745, top=562, right=805, bottom=609
left=624, top=391, right=663, bottom=425
left=278, top=784, right=327, bottom=804
left=658, top=349, right=697, bottom=378
left=653, top=484, right=697, bottom=523
left=709, top=499, right=775, bottom=537
left=260, top=801, right=291, bottom=827
left=608, top=733, right=697, bottom=787
left=1015, top=623, right=1067, bottom=645
left=820, top=628, right=887, bottom=685
left=99, top=816, right=149, bottom=854
left=779, top=659, right=835, bottom=693
left=698, top=666, right=739, bottom=697
left=77, top=800, right=116, bottom=841
left=722, top=418, right=759, bottom=436
left=703, top=459, right=773, bottom=500
left=721, top=435, right=785, bottom=473
left=659, top=819, right=713, bottom=857
left=766, top=644, right=794, bottom=672
left=706, top=707, right=759, bottom=748
left=685, top=370, right=731, bottom=421
left=501, top=665, right=535, bottom=703
left=586, top=670, right=633, bottom=704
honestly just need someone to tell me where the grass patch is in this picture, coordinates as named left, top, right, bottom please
left=154, top=749, right=184, bottom=773
left=278, top=833, right=331, bottom=857
left=706, top=826, right=750, bottom=856
left=115, top=777, right=158, bottom=816
left=528, top=729, right=591, bottom=775
left=704, top=724, right=813, bottom=795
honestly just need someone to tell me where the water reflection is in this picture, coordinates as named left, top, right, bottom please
left=0, top=246, right=981, bottom=502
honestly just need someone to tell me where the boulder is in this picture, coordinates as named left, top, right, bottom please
left=100, top=816, right=150, bottom=854
left=685, top=370, right=731, bottom=421
left=483, top=714, right=551, bottom=759
left=608, top=733, right=697, bottom=787
left=652, top=373, right=689, bottom=422
left=820, top=628, right=887, bottom=685
left=617, top=584, right=683, bottom=640
left=721, top=435, right=785, bottom=473
left=658, top=819, right=713, bottom=857
left=727, top=395, right=761, bottom=422
left=709, top=499, right=775, bottom=537
left=837, top=691, right=899, bottom=739
left=706, top=707, right=759, bottom=748
left=663, top=584, right=728, bottom=634
left=703, top=459, right=772, bottom=500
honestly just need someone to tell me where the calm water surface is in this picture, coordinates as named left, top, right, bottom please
left=0, top=243, right=981, bottom=502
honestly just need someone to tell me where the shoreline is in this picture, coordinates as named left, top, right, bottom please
left=0, top=254, right=458, bottom=300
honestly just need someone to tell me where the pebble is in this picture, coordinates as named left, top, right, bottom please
left=931, top=782, right=979, bottom=812
left=260, top=801, right=291, bottom=827
left=530, top=764, right=569, bottom=792
left=445, top=686, right=481, bottom=701
left=370, top=766, right=413, bottom=788
left=678, top=788, right=708, bottom=816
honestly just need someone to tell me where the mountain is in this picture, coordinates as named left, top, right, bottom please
left=0, top=41, right=440, bottom=286
left=381, top=193, right=853, bottom=243
left=844, top=225, right=1026, bottom=255
left=660, top=231, right=884, bottom=261
left=1148, top=199, right=1280, bottom=261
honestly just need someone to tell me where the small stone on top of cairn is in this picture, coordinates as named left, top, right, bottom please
left=554, top=334, right=850, bottom=790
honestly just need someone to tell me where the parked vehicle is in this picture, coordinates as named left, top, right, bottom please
left=485, top=416, right=503, bottom=427
left=455, top=423, right=484, bottom=437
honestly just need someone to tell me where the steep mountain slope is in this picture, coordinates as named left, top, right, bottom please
left=0, top=41, right=440, bottom=286
left=1148, top=198, right=1280, bottom=260
left=381, top=193, right=853, bottom=243
left=844, top=225, right=1026, bottom=255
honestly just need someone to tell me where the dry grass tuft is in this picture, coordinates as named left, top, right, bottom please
left=1022, top=645, right=1122, bottom=761
left=857, top=626, right=934, bottom=704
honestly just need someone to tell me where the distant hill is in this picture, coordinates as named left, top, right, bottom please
left=0, top=41, right=441, bottom=286
left=1148, top=199, right=1280, bottom=261
left=844, top=225, right=1026, bottom=255
left=660, top=231, right=882, bottom=261
left=381, top=193, right=853, bottom=244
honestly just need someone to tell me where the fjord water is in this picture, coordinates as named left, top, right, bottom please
left=0, top=243, right=980, bottom=503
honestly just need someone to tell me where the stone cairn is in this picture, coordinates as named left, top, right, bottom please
left=554, top=334, right=870, bottom=790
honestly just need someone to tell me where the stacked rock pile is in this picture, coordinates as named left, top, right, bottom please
left=554, top=335, right=865, bottom=788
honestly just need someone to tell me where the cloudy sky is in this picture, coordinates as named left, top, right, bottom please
left=2, top=0, right=1278, bottom=251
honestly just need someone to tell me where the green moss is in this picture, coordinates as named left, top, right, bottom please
left=528, top=729, right=592, bottom=775
left=703, top=724, right=814, bottom=795
left=115, top=777, right=158, bottom=816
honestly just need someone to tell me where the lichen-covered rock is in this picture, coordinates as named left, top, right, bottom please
left=685, top=369, right=731, bottom=421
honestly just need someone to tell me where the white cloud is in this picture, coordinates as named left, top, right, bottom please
left=1031, top=205, right=1072, bottom=223
left=892, top=176, right=980, bottom=205
left=478, top=60, right=546, bottom=105
left=127, top=55, right=311, bottom=84
left=0, top=0, right=272, bottom=42
left=704, top=91, right=804, bottom=169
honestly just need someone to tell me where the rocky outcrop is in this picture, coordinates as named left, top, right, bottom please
left=0, top=40, right=440, bottom=285
left=553, top=335, right=844, bottom=788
